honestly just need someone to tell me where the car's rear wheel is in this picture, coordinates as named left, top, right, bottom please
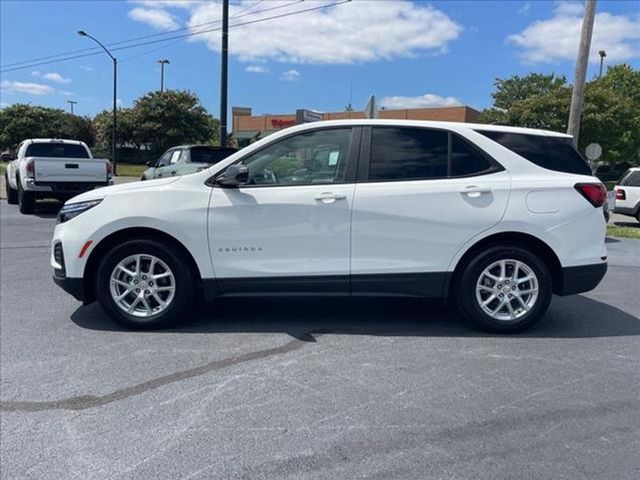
left=96, top=239, right=196, bottom=329
left=17, top=180, right=35, bottom=214
left=456, top=245, right=552, bottom=333
left=6, top=174, right=18, bottom=204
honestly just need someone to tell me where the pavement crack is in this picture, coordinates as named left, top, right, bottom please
left=0, top=333, right=317, bottom=413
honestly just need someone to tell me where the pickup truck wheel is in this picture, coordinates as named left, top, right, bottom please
left=96, top=239, right=196, bottom=330
left=5, top=174, right=18, bottom=204
left=455, top=246, right=552, bottom=333
left=17, top=182, right=36, bottom=214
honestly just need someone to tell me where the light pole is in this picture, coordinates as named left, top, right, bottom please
left=598, top=49, right=607, bottom=78
left=67, top=100, right=77, bottom=114
left=158, top=59, right=170, bottom=93
left=78, top=30, right=117, bottom=174
left=220, top=0, right=229, bottom=146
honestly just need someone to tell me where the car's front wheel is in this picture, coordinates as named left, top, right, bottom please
left=6, top=174, right=18, bottom=204
left=456, top=245, right=552, bottom=333
left=96, top=239, right=197, bottom=329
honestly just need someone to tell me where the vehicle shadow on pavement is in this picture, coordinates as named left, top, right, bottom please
left=33, top=201, right=63, bottom=218
left=71, top=294, right=640, bottom=339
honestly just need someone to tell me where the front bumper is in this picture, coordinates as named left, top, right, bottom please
left=557, top=262, right=607, bottom=296
left=53, top=275, right=85, bottom=302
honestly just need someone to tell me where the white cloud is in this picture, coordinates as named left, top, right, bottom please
left=380, top=93, right=462, bottom=109
left=80, top=65, right=94, bottom=72
left=508, top=2, right=640, bottom=63
left=280, top=69, right=300, bottom=82
left=174, top=0, right=461, bottom=64
left=1, top=80, right=56, bottom=95
left=31, top=71, right=71, bottom=84
left=128, top=7, right=179, bottom=30
left=246, top=65, right=269, bottom=73
left=518, top=2, right=531, bottom=15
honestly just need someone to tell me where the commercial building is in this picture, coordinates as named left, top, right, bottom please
left=231, top=105, right=480, bottom=148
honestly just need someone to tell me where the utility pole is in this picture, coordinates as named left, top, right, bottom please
left=598, top=49, right=606, bottom=78
left=219, top=0, right=229, bottom=147
left=567, top=0, right=596, bottom=148
left=158, top=59, right=170, bottom=92
left=67, top=100, right=77, bottom=114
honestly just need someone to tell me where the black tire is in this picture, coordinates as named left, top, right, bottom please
left=6, top=174, right=18, bottom=205
left=455, top=245, right=552, bottom=333
left=96, top=239, right=197, bottom=330
left=17, top=180, right=36, bottom=214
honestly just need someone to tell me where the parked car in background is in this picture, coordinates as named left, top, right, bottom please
left=613, top=167, right=640, bottom=222
left=51, top=120, right=607, bottom=333
left=5, top=139, right=112, bottom=214
left=141, top=145, right=237, bottom=180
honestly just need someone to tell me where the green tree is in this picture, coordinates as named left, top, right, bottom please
left=478, top=66, right=640, bottom=180
left=0, top=104, right=95, bottom=149
left=132, top=90, right=219, bottom=153
left=94, top=107, right=137, bottom=150
left=478, top=74, right=571, bottom=129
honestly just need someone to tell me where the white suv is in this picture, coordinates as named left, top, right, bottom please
left=51, top=120, right=607, bottom=333
left=613, top=167, right=640, bottom=222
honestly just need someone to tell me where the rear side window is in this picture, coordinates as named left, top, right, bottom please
left=370, top=127, right=448, bottom=181
left=451, top=135, right=493, bottom=177
left=476, top=130, right=591, bottom=175
left=25, top=143, right=89, bottom=159
left=620, top=171, right=640, bottom=187
left=190, top=147, right=236, bottom=165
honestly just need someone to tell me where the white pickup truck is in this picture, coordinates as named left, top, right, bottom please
left=5, top=139, right=112, bottom=214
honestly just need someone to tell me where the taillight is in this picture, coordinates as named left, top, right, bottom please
left=26, top=160, right=35, bottom=177
left=574, top=183, right=606, bottom=207
left=616, top=189, right=626, bottom=200
left=106, top=161, right=113, bottom=177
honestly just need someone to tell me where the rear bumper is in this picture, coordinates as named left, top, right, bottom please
left=53, top=275, right=85, bottom=302
left=557, top=263, right=607, bottom=296
left=613, top=206, right=638, bottom=216
left=33, top=180, right=110, bottom=194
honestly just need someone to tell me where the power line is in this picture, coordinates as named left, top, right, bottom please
left=1, top=0, right=303, bottom=70
left=119, top=0, right=277, bottom=64
left=0, top=1, right=347, bottom=74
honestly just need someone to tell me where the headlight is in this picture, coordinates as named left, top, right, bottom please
left=57, top=199, right=102, bottom=223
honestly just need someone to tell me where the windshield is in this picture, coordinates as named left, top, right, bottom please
left=25, top=143, right=90, bottom=159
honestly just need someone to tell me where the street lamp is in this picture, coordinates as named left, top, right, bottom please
left=67, top=100, right=77, bottom=115
left=158, top=59, right=170, bottom=93
left=598, top=49, right=607, bottom=79
left=78, top=30, right=117, bottom=174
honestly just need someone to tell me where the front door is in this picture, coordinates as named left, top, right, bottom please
left=208, top=127, right=359, bottom=295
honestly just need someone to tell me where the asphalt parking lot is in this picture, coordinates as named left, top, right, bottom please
left=1, top=200, right=639, bottom=480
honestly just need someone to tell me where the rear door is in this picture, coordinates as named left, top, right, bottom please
left=350, top=126, right=510, bottom=296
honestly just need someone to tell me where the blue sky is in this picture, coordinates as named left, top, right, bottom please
left=1, top=0, right=639, bottom=121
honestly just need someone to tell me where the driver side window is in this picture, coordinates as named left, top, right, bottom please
left=240, top=128, right=352, bottom=186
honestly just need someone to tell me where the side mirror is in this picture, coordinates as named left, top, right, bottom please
left=146, top=160, right=156, bottom=167
left=217, top=164, right=249, bottom=187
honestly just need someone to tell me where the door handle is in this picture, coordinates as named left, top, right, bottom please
left=170, top=171, right=177, bottom=175
left=314, top=192, right=347, bottom=203
left=461, top=185, right=492, bottom=198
